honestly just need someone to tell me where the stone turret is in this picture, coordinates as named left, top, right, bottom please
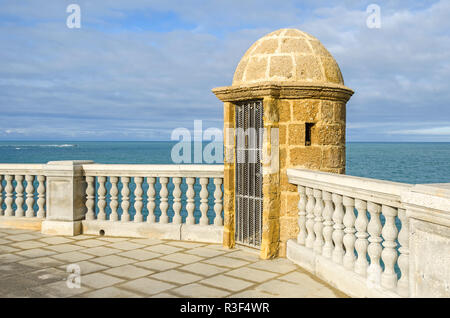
left=213, top=28, right=354, bottom=258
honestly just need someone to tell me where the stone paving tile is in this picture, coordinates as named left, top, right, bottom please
left=7, top=233, right=39, bottom=242
left=129, top=238, right=163, bottom=245
left=79, top=286, right=143, bottom=298
left=44, top=243, right=84, bottom=253
left=200, top=274, right=254, bottom=292
left=278, top=271, right=324, bottom=287
left=90, top=255, right=135, bottom=267
left=30, top=280, right=91, bottom=297
left=226, top=250, right=260, bottom=262
left=226, top=267, right=279, bottom=283
left=11, top=241, right=47, bottom=249
left=0, top=238, right=12, bottom=244
left=0, top=275, right=49, bottom=297
left=180, top=262, right=228, bottom=277
left=166, top=241, right=205, bottom=248
left=150, top=269, right=202, bottom=285
left=74, top=239, right=108, bottom=247
left=82, top=246, right=122, bottom=257
left=51, top=251, right=94, bottom=263
left=135, top=259, right=180, bottom=272
left=21, top=267, right=67, bottom=286
left=160, top=252, right=204, bottom=265
left=106, top=241, right=145, bottom=250
left=249, top=258, right=299, bottom=274
left=118, top=249, right=161, bottom=261
left=255, top=279, right=320, bottom=298
left=38, top=237, right=73, bottom=245
left=81, top=272, right=125, bottom=289
left=120, top=277, right=176, bottom=296
left=0, top=262, right=37, bottom=278
left=228, top=289, right=276, bottom=298
left=307, top=286, right=347, bottom=298
left=150, top=292, right=179, bottom=298
left=58, top=260, right=109, bottom=275
left=15, top=248, right=57, bottom=258
left=0, top=245, right=20, bottom=254
left=172, top=283, right=230, bottom=298
left=185, top=247, right=227, bottom=258
left=103, top=265, right=154, bottom=279
left=144, top=244, right=184, bottom=255
left=203, top=256, right=250, bottom=268
left=0, top=253, right=26, bottom=264
left=19, top=256, right=65, bottom=269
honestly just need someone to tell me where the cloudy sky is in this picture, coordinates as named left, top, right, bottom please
left=0, top=0, right=449, bottom=141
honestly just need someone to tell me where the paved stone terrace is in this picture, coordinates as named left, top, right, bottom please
left=0, top=228, right=347, bottom=298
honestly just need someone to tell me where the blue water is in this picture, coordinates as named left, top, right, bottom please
left=0, top=141, right=449, bottom=184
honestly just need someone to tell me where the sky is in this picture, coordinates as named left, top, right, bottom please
left=0, top=0, right=449, bottom=142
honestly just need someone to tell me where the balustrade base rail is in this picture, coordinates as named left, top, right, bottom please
left=0, top=216, right=43, bottom=231
left=287, top=240, right=400, bottom=298
left=81, top=220, right=223, bottom=243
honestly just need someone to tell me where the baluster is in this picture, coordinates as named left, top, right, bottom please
left=121, top=177, right=130, bottom=222
left=199, top=177, right=209, bottom=225
left=109, top=177, right=119, bottom=221
left=381, top=205, right=399, bottom=290
left=322, top=191, right=334, bottom=258
left=354, top=199, right=369, bottom=276
left=0, top=175, right=3, bottom=216
left=4, top=175, right=13, bottom=216
left=147, top=177, right=156, bottom=223
left=85, top=176, right=96, bottom=220
left=213, top=178, right=223, bottom=226
left=313, top=189, right=324, bottom=254
left=97, top=176, right=107, bottom=220
left=343, top=196, right=356, bottom=270
left=297, top=185, right=307, bottom=245
left=186, top=177, right=196, bottom=225
left=332, top=193, right=345, bottom=264
left=134, top=177, right=143, bottom=222
left=25, top=175, right=35, bottom=218
left=14, top=175, right=24, bottom=217
left=172, top=177, right=182, bottom=224
left=367, top=202, right=382, bottom=288
left=305, top=187, right=316, bottom=249
left=36, top=175, right=46, bottom=218
left=159, top=177, right=169, bottom=224
left=397, top=208, right=409, bottom=297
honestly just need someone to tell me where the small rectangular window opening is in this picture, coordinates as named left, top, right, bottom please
left=305, top=123, right=314, bottom=146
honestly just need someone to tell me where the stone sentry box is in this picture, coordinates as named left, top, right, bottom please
left=213, top=28, right=354, bottom=259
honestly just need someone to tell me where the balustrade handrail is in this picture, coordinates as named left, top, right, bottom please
left=81, top=163, right=224, bottom=178
left=287, top=168, right=413, bottom=208
left=0, top=164, right=45, bottom=175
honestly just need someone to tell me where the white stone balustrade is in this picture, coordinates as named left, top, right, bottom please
left=79, top=164, right=224, bottom=243
left=0, top=164, right=46, bottom=225
left=287, top=168, right=450, bottom=298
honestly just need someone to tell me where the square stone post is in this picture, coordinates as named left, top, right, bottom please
left=41, top=160, right=94, bottom=236
left=402, top=183, right=450, bottom=297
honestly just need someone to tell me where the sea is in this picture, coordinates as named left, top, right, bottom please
left=0, top=141, right=449, bottom=184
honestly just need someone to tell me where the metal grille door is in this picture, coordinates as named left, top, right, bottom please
left=235, top=100, right=263, bottom=248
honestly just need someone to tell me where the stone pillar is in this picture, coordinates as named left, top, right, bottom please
left=41, top=160, right=94, bottom=236
left=213, top=28, right=354, bottom=259
left=223, top=102, right=236, bottom=249
left=402, top=183, right=450, bottom=297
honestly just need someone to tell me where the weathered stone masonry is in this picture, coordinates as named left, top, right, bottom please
left=213, top=28, right=354, bottom=259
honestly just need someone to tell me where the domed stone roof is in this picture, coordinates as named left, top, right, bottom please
left=232, top=28, right=344, bottom=86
